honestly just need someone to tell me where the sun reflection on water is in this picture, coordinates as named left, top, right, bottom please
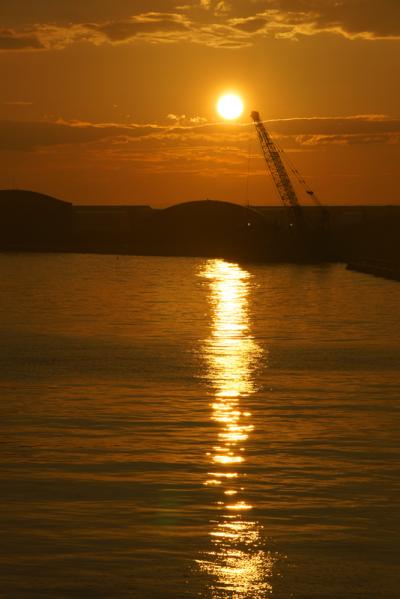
left=197, top=259, right=275, bottom=598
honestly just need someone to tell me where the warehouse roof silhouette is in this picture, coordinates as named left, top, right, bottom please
left=0, top=189, right=71, bottom=208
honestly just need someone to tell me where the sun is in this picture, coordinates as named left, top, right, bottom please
left=217, top=93, right=244, bottom=120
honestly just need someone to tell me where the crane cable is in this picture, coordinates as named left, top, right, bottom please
left=273, top=138, right=322, bottom=207
left=272, top=136, right=330, bottom=230
left=244, top=132, right=252, bottom=209
left=245, top=118, right=321, bottom=212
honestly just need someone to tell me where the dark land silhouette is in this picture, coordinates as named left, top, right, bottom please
left=1, top=189, right=399, bottom=278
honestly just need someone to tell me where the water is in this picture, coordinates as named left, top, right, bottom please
left=0, top=254, right=399, bottom=598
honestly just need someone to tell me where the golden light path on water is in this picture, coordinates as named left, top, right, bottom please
left=197, top=260, right=275, bottom=598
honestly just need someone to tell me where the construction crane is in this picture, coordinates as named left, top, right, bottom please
left=250, top=110, right=332, bottom=260
left=250, top=110, right=305, bottom=229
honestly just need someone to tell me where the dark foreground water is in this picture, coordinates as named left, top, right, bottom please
left=0, top=254, right=399, bottom=599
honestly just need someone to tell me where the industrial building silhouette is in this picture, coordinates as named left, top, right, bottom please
left=1, top=189, right=399, bottom=267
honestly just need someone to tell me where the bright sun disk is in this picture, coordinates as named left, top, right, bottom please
left=217, top=93, right=244, bottom=120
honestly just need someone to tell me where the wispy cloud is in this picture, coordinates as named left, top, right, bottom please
left=1, top=115, right=398, bottom=157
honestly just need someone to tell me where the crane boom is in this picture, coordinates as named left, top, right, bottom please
left=250, top=110, right=303, bottom=227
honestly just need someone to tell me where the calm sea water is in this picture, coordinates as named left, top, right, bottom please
left=0, top=254, right=399, bottom=599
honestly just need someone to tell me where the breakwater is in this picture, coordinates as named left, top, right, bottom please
left=347, top=259, right=400, bottom=281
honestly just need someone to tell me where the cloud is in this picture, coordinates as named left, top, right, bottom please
left=294, top=133, right=400, bottom=145
left=0, top=1, right=179, bottom=27
left=0, top=114, right=399, bottom=155
left=0, top=115, right=398, bottom=190
left=0, top=120, right=162, bottom=151
left=266, top=114, right=400, bottom=136
left=1, top=1, right=399, bottom=51
left=167, top=114, right=208, bottom=125
left=270, top=0, right=400, bottom=40
left=212, top=1, right=400, bottom=39
left=0, top=29, right=44, bottom=50
left=87, top=13, right=190, bottom=43
left=231, top=17, right=268, bottom=33
left=38, top=15, right=251, bottom=50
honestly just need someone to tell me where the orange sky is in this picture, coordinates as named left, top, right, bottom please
left=1, top=0, right=399, bottom=206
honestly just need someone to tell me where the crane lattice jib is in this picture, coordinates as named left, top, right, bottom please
left=251, top=110, right=303, bottom=225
